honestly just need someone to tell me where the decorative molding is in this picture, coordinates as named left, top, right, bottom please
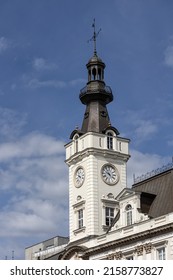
left=115, top=251, right=122, bottom=260
left=144, top=243, right=152, bottom=254
left=73, top=227, right=86, bottom=235
left=107, top=251, right=122, bottom=260
left=84, top=223, right=173, bottom=258
left=136, top=245, right=143, bottom=256
left=73, top=200, right=86, bottom=209
left=107, top=253, right=114, bottom=260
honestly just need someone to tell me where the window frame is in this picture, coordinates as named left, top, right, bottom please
left=78, top=209, right=83, bottom=229
left=73, top=200, right=86, bottom=234
left=125, top=204, right=133, bottom=226
left=157, top=247, right=166, bottom=260
left=105, top=206, right=114, bottom=227
left=107, top=132, right=113, bottom=150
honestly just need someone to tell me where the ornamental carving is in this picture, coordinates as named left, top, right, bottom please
left=107, top=251, right=122, bottom=260
left=107, top=254, right=114, bottom=260
left=115, top=251, right=122, bottom=260
left=136, top=245, right=143, bottom=256
left=144, top=243, right=152, bottom=254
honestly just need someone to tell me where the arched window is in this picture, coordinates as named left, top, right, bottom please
left=73, top=134, right=79, bottom=153
left=126, top=204, right=132, bottom=226
left=92, top=67, right=96, bottom=80
left=98, top=68, right=102, bottom=80
left=88, top=69, right=91, bottom=81
left=107, top=132, right=113, bottom=149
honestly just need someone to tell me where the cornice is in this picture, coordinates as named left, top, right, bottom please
left=83, top=222, right=173, bottom=257
left=65, top=147, right=130, bottom=166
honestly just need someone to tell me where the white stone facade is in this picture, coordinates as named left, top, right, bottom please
left=65, top=131, right=130, bottom=242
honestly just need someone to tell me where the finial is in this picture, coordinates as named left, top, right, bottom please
left=88, top=18, right=101, bottom=55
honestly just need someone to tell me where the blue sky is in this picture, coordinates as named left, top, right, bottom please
left=0, top=0, right=173, bottom=259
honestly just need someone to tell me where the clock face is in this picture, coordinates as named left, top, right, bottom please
left=101, top=164, right=119, bottom=185
left=74, top=167, right=85, bottom=187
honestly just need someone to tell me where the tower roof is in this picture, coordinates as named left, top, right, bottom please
left=70, top=21, right=119, bottom=137
left=87, top=53, right=104, bottom=65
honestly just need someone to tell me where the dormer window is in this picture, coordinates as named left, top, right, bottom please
left=107, top=132, right=113, bottom=149
left=126, top=204, right=132, bottom=226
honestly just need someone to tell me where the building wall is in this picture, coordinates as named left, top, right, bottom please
left=25, top=236, right=69, bottom=260
left=66, top=132, right=130, bottom=242
left=67, top=212, right=173, bottom=260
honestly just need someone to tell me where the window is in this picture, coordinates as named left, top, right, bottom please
left=78, top=209, right=83, bottom=229
left=98, top=68, right=102, bottom=80
left=88, top=69, right=91, bottom=81
left=92, top=67, right=96, bottom=80
left=105, top=207, right=114, bottom=226
left=73, top=134, right=79, bottom=153
left=73, top=201, right=85, bottom=234
left=157, top=247, right=165, bottom=260
left=107, top=132, right=113, bottom=149
left=126, top=204, right=132, bottom=226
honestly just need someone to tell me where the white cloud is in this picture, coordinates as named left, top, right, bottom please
left=0, top=131, right=68, bottom=259
left=164, top=45, right=173, bottom=68
left=21, top=71, right=85, bottom=90
left=27, top=78, right=66, bottom=89
left=32, top=58, right=58, bottom=71
left=0, top=132, right=64, bottom=162
left=123, top=110, right=158, bottom=144
left=69, top=78, right=86, bottom=86
left=0, top=37, right=9, bottom=53
left=0, top=128, right=171, bottom=259
left=25, top=77, right=85, bottom=89
left=0, top=107, right=27, bottom=141
left=134, top=119, right=158, bottom=142
left=127, top=149, right=170, bottom=186
left=0, top=195, right=68, bottom=237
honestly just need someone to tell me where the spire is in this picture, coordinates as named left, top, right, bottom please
left=70, top=22, right=119, bottom=138
left=78, top=21, right=115, bottom=134
left=88, top=18, right=101, bottom=56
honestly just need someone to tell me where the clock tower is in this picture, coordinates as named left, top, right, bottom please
left=65, top=27, right=130, bottom=243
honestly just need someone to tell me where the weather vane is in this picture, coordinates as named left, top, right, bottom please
left=88, top=19, right=101, bottom=55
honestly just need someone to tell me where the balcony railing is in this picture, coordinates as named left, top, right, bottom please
left=133, top=162, right=173, bottom=184
left=80, top=84, right=112, bottom=97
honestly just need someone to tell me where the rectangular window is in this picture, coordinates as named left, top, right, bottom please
left=107, top=135, right=113, bottom=149
left=78, top=209, right=83, bottom=229
left=127, top=211, right=132, bottom=226
left=126, top=204, right=132, bottom=226
left=105, top=207, right=114, bottom=226
left=157, top=247, right=165, bottom=260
